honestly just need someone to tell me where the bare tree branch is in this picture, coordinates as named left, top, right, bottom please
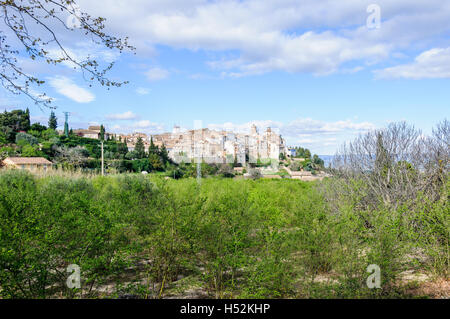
left=325, top=121, right=449, bottom=215
left=0, top=0, right=135, bottom=108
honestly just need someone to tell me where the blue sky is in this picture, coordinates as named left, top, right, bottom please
left=1, top=0, right=449, bottom=154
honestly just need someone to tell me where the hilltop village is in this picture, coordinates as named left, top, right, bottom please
left=71, top=124, right=327, bottom=180
left=1, top=109, right=326, bottom=180
left=84, top=124, right=288, bottom=165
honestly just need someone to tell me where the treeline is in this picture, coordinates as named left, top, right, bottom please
left=0, top=109, right=127, bottom=160
left=0, top=109, right=172, bottom=173
left=0, top=109, right=246, bottom=176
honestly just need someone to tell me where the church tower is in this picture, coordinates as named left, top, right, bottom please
left=251, top=124, right=258, bottom=135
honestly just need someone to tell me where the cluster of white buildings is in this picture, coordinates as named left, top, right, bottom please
left=152, top=124, right=287, bottom=165
left=73, top=124, right=287, bottom=165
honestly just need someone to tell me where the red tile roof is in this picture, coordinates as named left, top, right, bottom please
left=4, top=157, right=53, bottom=165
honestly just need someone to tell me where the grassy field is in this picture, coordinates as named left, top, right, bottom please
left=0, top=170, right=448, bottom=299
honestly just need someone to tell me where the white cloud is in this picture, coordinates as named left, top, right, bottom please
left=208, top=118, right=374, bottom=135
left=48, top=76, right=95, bottom=103
left=108, top=120, right=166, bottom=135
left=207, top=120, right=282, bottom=134
left=207, top=118, right=376, bottom=154
left=145, top=67, right=170, bottom=81
left=133, top=120, right=165, bottom=132
left=76, top=0, right=450, bottom=77
left=136, top=87, right=151, bottom=95
left=47, top=42, right=121, bottom=70
left=297, top=138, right=315, bottom=144
left=106, top=111, right=138, bottom=120
left=135, top=120, right=152, bottom=128
left=374, top=47, right=450, bottom=79
left=103, top=117, right=375, bottom=154
left=28, top=89, right=57, bottom=103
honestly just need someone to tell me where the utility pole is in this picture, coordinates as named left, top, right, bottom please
left=194, top=120, right=202, bottom=185
left=63, top=112, right=70, bottom=137
left=101, top=140, right=104, bottom=176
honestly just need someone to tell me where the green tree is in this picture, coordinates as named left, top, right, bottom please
left=290, top=161, right=302, bottom=172
left=0, top=131, right=7, bottom=145
left=117, top=142, right=129, bottom=157
left=41, top=140, right=57, bottom=158
left=24, top=108, right=31, bottom=131
left=149, top=153, right=163, bottom=171
left=0, top=146, right=17, bottom=159
left=295, top=147, right=311, bottom=159
left=0, top=109, right=31, bottom=142
left=134, top=137, right=146, bottom=159
left=304, top=149, right=311, bottom=159
left=16, top=132, right=39, bottom=146
left=159, top=143, right=169, bottom=165
left=30, top=122, right=47, bottom=132
left=21, top=144, right=43, bottom=157
left=41, top=129, right=59, bottom=141
left=312, top=154, right=324, bottom=167
left=149, top=136, right=159, bottom=154
left=100, top=125, right=105, bottom=141
left=48, top=111, right=57, bottom=130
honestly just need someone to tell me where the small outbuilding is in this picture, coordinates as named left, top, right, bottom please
left=2, top=157, right=53, bottom=172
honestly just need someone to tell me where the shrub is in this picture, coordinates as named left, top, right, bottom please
left=248, top=168, right=262, bottom=180
left=290, top=161, right=302, bottom=171
left=217, top=164, right=235, bottom=178
left=15, top=132, right=38, bottom=146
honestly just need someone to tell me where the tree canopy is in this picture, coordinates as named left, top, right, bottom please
left=0, top=108, right=30, bottom=142
left=48, top=111, right=57, bottom=130
left=134, top=137, right=145, bottom=159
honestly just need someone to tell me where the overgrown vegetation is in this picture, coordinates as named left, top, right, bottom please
left=0, top=120, right=448, bottom=299
left=0, top=172, right=447, bottom=299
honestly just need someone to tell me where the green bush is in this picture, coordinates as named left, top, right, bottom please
left=0, top=170, right=447, bottom=299
left=16, top=132, right=38, bottom=146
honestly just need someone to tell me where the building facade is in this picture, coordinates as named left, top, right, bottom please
left=2, top=157, right=53, bottom=171
left=73, top=126, right=110, bottom=140
left=69, top=124, right=287, bottom=165
left=151, top=124, right=287, bottom=165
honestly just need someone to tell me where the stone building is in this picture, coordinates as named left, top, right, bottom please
left=118, top=132, right=150, bottom=151
left=73, top=128, right=99, bottom=139
left=73, top=126, right=110, bottom=140
left=151, top=124, right=287, bottom=165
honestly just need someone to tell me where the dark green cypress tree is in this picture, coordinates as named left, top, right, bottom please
left=23, top=108, right=31, bottom=131
left=149, top=136, right=159, bottom=154
left=159, top=143, right=169, bottom=164
left=134, top=137, right=146, bottom=159
left=100, top=125, right=105, bottom=141
left=48, top=111, right=57, bottom=130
